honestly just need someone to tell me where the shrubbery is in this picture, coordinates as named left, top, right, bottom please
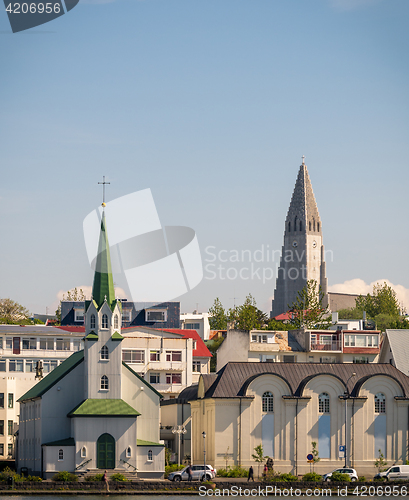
left=52, top=471, right=78, bottom=482
left=84, top=474, right=104, bottom=481
left=330, top=472, right=351, bottom=482
left=267, top=472, right=298, bottom=482
left=358, top=476, right=366, bottom=482
left=165, top=464, right=184, bottom=478
left=110, top=473, right=127, bottom=482
left=217, top=466, right=248, bottom=478
left=302, top=472, right=322, bottom=482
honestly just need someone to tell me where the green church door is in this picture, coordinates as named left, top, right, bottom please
left=97, top=433, right=115, bottom=469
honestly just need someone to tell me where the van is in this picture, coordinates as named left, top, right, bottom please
left=385, top=465, right=409, bottom=481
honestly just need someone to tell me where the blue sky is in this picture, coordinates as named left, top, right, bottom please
left=1, top=0, right=409, bottom=315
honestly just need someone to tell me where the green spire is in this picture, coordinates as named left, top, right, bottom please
left=92, top=212, right=115, bottom=309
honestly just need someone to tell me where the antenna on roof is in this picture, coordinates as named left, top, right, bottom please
left=98, top=175, right=110, bottom=207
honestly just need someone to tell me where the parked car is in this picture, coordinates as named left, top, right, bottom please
left=323, top=468, right=358, bottom=482
left=375, top=465, right=409, bottom=481
left=168, top=465, right=216, bottom=482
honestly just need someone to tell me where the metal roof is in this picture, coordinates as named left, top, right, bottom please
left=68, top=398, right=139, bottom=417
left=384, top=330, right=409, bottom=376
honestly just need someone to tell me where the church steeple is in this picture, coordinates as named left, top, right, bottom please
left=92, top=212, right=116, bottom=310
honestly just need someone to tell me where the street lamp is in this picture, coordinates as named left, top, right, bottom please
left=172, top=425, right=187, bottom=466
left=344, top=372, right=356, bottom=467
left=202, top=431, right=206, bottom=481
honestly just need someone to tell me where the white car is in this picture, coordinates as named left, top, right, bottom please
left=168, top=465, right=216, bottom=482
left=323, top=468, right=358, bottom=482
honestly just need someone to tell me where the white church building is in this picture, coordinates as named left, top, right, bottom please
left=17, top=212, right=164, bottom=478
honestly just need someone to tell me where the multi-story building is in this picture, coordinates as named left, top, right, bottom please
left=0, top=325, right=84, bottom=460
left=180, top=312, right=211, bottom=341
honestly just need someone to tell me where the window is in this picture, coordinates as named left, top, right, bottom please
left=262, top=391, right=273, bottom=412
left=126, top=446, right=132, bottom=458
left=317, top=222, right=320, bottom=232
left=25, top=360, right=35, bottom=372
left=56, top=339, right=70, bottom=350
left=283, top=355, right=296, bottom=363
left=150, top=350, right=160, bottom=362
left=0, top=444, right=4, bottom=456
left=166, top=351, right=182, bottom=362
left=0, top=360, right=5, bottom=372
left=90, top=314, right=96, bottom=330
left=309, top=221, right=311, bottom=231
left=0, top=339, right=2, bottom=349
left=353, top=357, right=368, bottom=364
left=122, top=350, right=145, bottom=363
left=102, top=314, right=108, bottom=329
left=43, top=360, right=58, bottom=373
left=8, top=394, right=13, bottom=409
left=74, top=309, right=84, bottom=322
left=146, top=309, right=167, bottom=322
left=185, top=323, right=200, bottom=330
left=5, top=338, right=12, bottom=350
left=0, top=394, right=4, bottom=409
left=122, top=310, right=131, bottom=326
left=344, top=334, right=379, bottom=348
left=81, top=447, right=86, bottom=458
left=193, top=361, right=201, bottom=372
left=0, top=421, right=4, bottom=435
left=73, top=340, right=81, bottom=351
left=22, top=338, right=37, bottom=350
left=319, top=393, right=330, bottom=413
left=148, top=449, right=153, bottom=461
left=9, top=360, right=23, bottom=372
left=375, top=393, right=386, bottom=414
left=166, top=373, right=182, bottom=384
left=101, top=375, right=109, bottom=390
left=40, top=338, right=54, bottom=350
left=8, top=420, right=13, bottom=436
left=100, top=346, right=109, bottom=360
left=7, top=444, right=12, bottom=458
left=58, top=449, right=64, bottom=461
left=114, top=315, right=119, bottom=329
left=251, top=334, right=267, bottom=343
left=150, top=373, right=160, bottom=384
left=299, top=221, right=302, bottom=231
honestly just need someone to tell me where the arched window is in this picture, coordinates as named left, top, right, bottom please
left=299, top=220, right=302, bottom=231
left=288, top=222, right=291, bottom=232
left=313, top=218, right=316, bottom=231
left=262, top=391, right=273, bottom=412
left=90, top=314, right=96, bottom=330
left=126, top=446, right=131, bottom=458
left=102, top=314, right=108, bottom=329
left=294, top=216, right=298, bottom=232
left=114, top=315, right=119, bottom=329
left=58, top=449, right=64, bottom=460
left=317, top=222, right=320, bottom=232
left=309, top=221, right=311, bottom=231
left=375, top=393, right=386, bottom=413
left=148, top=449, right=153, bottom=461
left=81, top=446, right=86, bottom=458
left=100, top=346, right=109, bottom=360
left=319, top=392, right=330, bottom=413
left=101, top=375, right=109, bottom=390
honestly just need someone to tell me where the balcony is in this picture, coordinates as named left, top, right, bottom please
left=145, top=361, right=185, bottom=372
left=310, top=341, right=342, bottom=352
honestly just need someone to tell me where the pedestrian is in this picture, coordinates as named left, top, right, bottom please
left=248, top=466, right=254, bottom=482
left=103, top=470, right=109, bottom=493
left=187, top=464, right=193, bottom=482
left=263, top=464, right=268, bottom=479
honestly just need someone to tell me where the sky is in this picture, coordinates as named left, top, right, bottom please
left=1, top=0, right=409, bottom=316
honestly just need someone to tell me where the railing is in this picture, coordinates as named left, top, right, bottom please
left=75, top=458, right=92, bottom=470
left=310, top=341, right=342, bottom=351
left=120, top=458, right=137, bottom=471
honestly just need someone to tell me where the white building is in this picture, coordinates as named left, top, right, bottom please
left=180, top=312, right=211, bottom=341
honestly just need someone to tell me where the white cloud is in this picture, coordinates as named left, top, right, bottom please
left=329, top=279, right=409, bottom=311
left=51, top=285, right=128, bottom=313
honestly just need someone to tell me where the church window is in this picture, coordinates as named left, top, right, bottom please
left=90, top=314, right=96, bottom=330
left=319, top=393, right=330, bottom=413
left=299, top=221, right=302, bottom=231
left=81, top=447, right=86, bottom=458
left=102, top=314, right=108, bottom=329
left=58, top=449, right=64, bottom=461
left=294, top=216, right=298, bottom=232
left=148, top=449, right=153, bottom=461
left=317, top=222, right=320, bottom=232
left=375, top=393, right=386, bottom=414
left=288, top=222, right=291, bottom=232
left=126, top=446, right=132, bottom=458
left=114, top=315, right=119, bottom=329
left=100, top=346, right=109, bottom=360
left=313, top=218, right=316, bottom=231
left=262, top=391, right=273, bottom=412
left=309, top=221, right=311, bottom=231
left=101, top=375, right=109, bottom=390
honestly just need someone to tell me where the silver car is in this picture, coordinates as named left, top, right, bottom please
left=168, top=465, right=216, bottom=482
left=323, top=468, right=358, bottom=482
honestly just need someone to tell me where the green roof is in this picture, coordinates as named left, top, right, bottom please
left=92, top=212, right=116, bottom=310
left=137, top=439, right=164, bottom=447
left=85, top=331, right=99, bottom=340
left=68, top=399, right=140, bottom=417
left=18, top=350, right=84, bottom=402
left=43, top=437, right=75, bottom=447
left=111, top=331, right=124, bottom=341
left=122, top=362, right=163, bottom=399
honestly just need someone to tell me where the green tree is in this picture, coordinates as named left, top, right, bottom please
left=288, top=280, right=331, bottom=329
left=229, top=294, right=268, bottom=331
left=374, top=449, right=387, bottom=473
left=356, top=282, right=403, bottom=318
left=207, top=336, right=225, bottom=372
left=311, top=441, right=320, bottom=471
left=252, top=444, right=269, bottom=479
left=0, top=299, right=30, bottom=324
left=208, top=298, right=228, bottom=330
left=55, top=287, right=87, bottom=323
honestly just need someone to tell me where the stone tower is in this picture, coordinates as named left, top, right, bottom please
left=271, top=158, right=328, bottom=317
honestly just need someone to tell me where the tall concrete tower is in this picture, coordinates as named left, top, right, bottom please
left=271, top=158, right=328, bottom=317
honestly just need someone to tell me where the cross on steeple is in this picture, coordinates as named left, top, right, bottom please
left=302, top=155, right=305, bottom=165
left=98, top=176, right=110, bottom=206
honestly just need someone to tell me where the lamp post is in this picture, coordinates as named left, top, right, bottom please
left=344, top=372, right=356, bottom=467
left=202, top=431, right=206, bottom=481
left=172, top=425, right=187, bottom=467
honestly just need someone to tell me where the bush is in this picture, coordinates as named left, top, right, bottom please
left=84, top=474, right=104, bottom=481
left=52, top=471, right=78, bottom=482
left=110, top=473, right=127, bottom=482
left=165, top=464, right=184, bottom=479
left=278, top=473, right=298, bottom=482
left=330, top=472, right=351, bottom=482
left=358, top=476, right=366, bottom=482
left=0, top=467, right=24, bottom=483
left=217, top=466, right=248, bottom=478
left=303, top=472, right=322, bottom=482
left=27, top=475, right=42, bottom=482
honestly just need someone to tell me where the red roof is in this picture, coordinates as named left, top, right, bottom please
left=56, top=326, right=86, bottom=333
left=162, top=329, right=212, bottom=358
left=274, top=312, right=293, bottom=321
